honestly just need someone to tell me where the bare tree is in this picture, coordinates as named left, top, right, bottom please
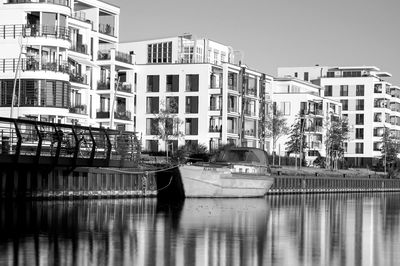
left=152, top=100, right=184, bottom=159
left=266, top=110, right=289, bottom=165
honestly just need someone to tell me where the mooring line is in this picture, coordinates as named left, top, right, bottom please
left=99, top=164, right=180, bottom=175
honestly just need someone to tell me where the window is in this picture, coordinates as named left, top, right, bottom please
left=374, top=83, right=382, bottom=93
left=166, top=75, right=179, bottom=92
left=356, top=114, right=364, bottom=125
left=340, top=100, right=348, bottom=111
left=185, top=96, right=198, bottom=113
left=146, top=118, right=158, bottom=135
left=373, top=142, right=382, bottom=151
left=228, top=72, right=238, bottom=91
left=356, top=143, right=364, bottom=154
left=185, top=118, right=198, bottom=135
left=355, top=128, right=364, bottom=139
left=344, top=142, right=348, bottom=153
left=327, top=72, right=335, bottom=78
left=166, top=96, right=179, bottom=113
left=185, top=139, right=198, bottom=147
left=186, top=74, right=199, bottom=91
left=146, top=140, right=158, bottom=152
left=147, top=75, right=159, bottom=92
left=146, top=97, right=159, bottom=113
left=356, top=99, right=364, bottom=110
left=280, top=102, right=290, bottom=116
left=325, top=85, right=332, bottom=97
left=147, top=42, right=172, bottom=63
left=356, top=85, right=364, bottom=96
left=340, top=85, right=348, bottom=96
left=304, top=72, right=309, bottom=81
left=294, top=72, right=298, bottom=78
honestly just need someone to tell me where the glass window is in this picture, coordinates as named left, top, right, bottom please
left=304, top=72, right=309, bottom=81
left=356, top=114, right=364, bottom=125
left=185, top=96, right=198, bottom=113
left=280, top=102, right=290, bottom=116
left=325, top=85, right=332, bottom=97
left=356, top=85, right=364, bottom=96
left=147, top=75, right=159, bottom=92
left=166, top=75, right=179, bottom=92
left=355, top=128, right=364, bottom=139
left=340, top=85, right=348, bottom=96
left=356, top=99, right=364, bottom=110
left=356, top=143, right=364, bottom=154
left=186, top=74, right=199, bottom=91
left=146, top=97, right=159, bottom=114
left=340, top=100, right=348, bottom=111
left=146, top=118, right=158, bottom=135
left=146, top=140, right=158, bottom=152
left=166, top=96, right=179, bottom=113
left=185, top=118, right=198, bottom=135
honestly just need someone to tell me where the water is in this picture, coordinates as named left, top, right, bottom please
left=1, top=193, right=400, bottom=266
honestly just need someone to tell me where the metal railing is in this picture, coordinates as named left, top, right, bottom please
left=0, top=116, right=141, bottom=166
left=0, top=58, right=69, bottom=74
left=117, top=83, right=132, bottom=93
left=97, top=81, right=110, bottom=90
left=6, top=0, right=70, bottom=7
left=98, top=50, right=132, bottom=64
left=70, top=44, right=88, bottom=54
left=114, top=111, right=131, bottom=121
left=69, top=104, right=87, bottom=115
left=98, top=24, right=115, bottom=37
left=70, top=73, right=88, bottom=84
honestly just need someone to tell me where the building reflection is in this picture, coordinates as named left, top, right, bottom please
left=1, top=193, right=400, bottom=265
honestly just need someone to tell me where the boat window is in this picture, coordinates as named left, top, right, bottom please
left=217, top=150, right=260, bottom=163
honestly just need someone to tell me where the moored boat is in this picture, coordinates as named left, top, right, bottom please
left=178, top=147, right=274, bottom=198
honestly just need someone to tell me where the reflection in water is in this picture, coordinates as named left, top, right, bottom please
left=1, top=193, right=400, bottom=265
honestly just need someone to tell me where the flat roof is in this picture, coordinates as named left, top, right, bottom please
left=274, top=77, right=321, bottom=89
left=333, top=66, right=380, bottom=71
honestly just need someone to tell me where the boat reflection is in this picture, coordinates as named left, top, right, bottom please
left=0, top=193, right=400, bottom=265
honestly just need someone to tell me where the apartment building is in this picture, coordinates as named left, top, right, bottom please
left=0, top=0, right=135, bottom=131
left=278, top=66, right=397, bottom=167
left=271, top=77, right=342, bottom=164
left=119, top=35, right=273, bottom=152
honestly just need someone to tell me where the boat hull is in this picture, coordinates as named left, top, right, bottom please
left=178, top=165, right=274, bottom=198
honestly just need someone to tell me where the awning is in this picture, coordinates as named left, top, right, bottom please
left=68, top=55, right=98, bottom=68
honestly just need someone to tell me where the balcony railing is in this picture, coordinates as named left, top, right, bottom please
left=228, top=107, right=238, bottom=113
left=209, top=126, right=222, bottom=133
left=96, top=110, right=110, bottom=119
left=98, top=50, right=132, bottom=64
left=6, top=0, right=70, bottom=7
left=244, top=129, right=256, bottom=137
left=244, top=109, right=256, bottom=116
left=245, top=88, right=257, bottom=97
left=116, top=83, right=132, bottom=94
left=227, top=128, right=238, bottom=134
left=0, top=58, right=69, bottom=74
left=228, top=85, right=238, bottom=91
left=0, top=24, right=70, bottom=40
left=98, top=24, right=115, bottom=37
left=70, top=44, right=88, bottom=54
left=97, top=81, right=110, bottom=90
left=209, top=105, right=221, bottom=111
left=70, top=73, right=88, bottom=85
left=114, top=111, right=131, bottom=121
left=69, top=104, right=87, bottom=115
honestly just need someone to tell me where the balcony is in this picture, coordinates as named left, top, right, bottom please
left=97, top=81, right=110, bottom=90
left=69, top=104, right=87, bottom=115
left=0, top=24, right=70, bottom=40
left=98, top=24, right=115, bottom=37
left=116, top=83, right=133, bottom=94
left=228, top=84, right=238, bottom=91
left=0, top=58, right=69, bottom=74
left=72, top=11, right=92, bottom=25
left=245, top=88, right=257, bottom=97
left=70, top=73, right=88, bottom=85
left=244, top=129, right=256, bottom=137
left=114, top=111, right=131, bottom=121
left=98, top=50, right=133, bottom=64
left=70, top=44, right=88, bottom=55
left=209, top=125, right=222, bottom=133
left=5, top=0, right=70, bottom=7
left=209, top=105, right=221, bottom=111
left=244, top=109, right=256, bottom=116
left=228, top=107, right=238, bottom=113
left=96, top=110, right=110, bottom=119
left=227, top=128, right=238, bottom=134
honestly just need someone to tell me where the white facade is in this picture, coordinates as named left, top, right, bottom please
left=271, top=77, right=342, bottom=164
left=278, top=66, right=397, bottom=167
left=120, top=36, right=272, bottom=152
left=0, top=0, right=135, bottom=131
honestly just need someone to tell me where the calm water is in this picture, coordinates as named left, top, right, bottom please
left=1, top=193, right=400, bottom=266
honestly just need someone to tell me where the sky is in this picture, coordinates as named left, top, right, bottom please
left=106, top=0, right=400, bottom=85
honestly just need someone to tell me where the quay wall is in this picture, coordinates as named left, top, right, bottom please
left=0, top=166, right=157, bottom=199
left=268, top=175, right=400, bottom=194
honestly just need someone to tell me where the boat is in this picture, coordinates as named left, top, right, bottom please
left=177, top=147, right=274, bottom=198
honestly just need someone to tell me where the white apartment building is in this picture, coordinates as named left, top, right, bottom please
left=278, top=66, right=398, bottom=167
left=119, top=35, right=273, bottom=153
left=0, top=0, right=135, bottom=131
left=271, top=77, right=342, bottom=164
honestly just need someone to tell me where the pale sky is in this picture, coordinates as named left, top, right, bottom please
left=107, top=0, right=400, bottom=85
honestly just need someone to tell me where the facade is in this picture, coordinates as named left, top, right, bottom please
left=0, top=0, right=135, bottom=131
left=119, top=35, right=273, bottom=152
left=278, top=66, right=397, bottom=167
left=271, top=77, right=342, bottom=165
